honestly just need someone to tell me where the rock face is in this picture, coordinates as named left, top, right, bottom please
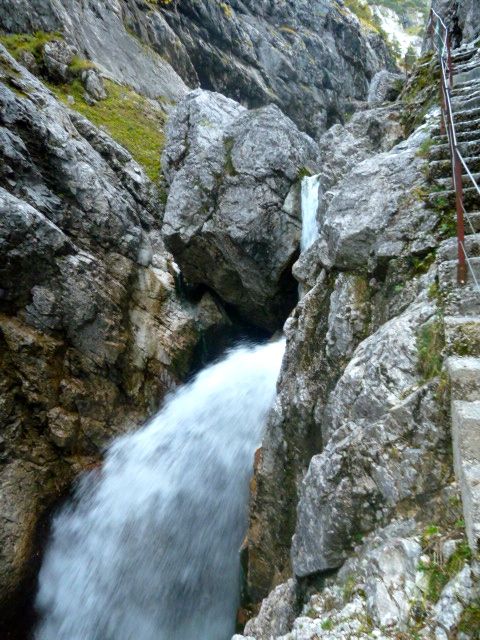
left=162, top=89, right=319, bottom=330
left=158, top=0, right=394, bottom=137
left=0, top=47, right=228, bottom=628
left=0, top=0, right=189, bottom=103
left=431, top=0, right=480, bottom=44
left=244, top=105, right=436, bottom=601
left=0, top=0, right=394, bottom=137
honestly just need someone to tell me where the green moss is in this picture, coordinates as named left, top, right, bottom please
left=0, top=31, right=63, bottom=63
left=342, top=575, right=357, bottom=603
left=417, top=319, right=445, bottom=381
left=51, top=79, right=165, bottom=181
left=69, top=55, right=96, bottom=76
left=321, top=618, right=334, bottom=630
left=419, top=522, right=473, bottom=603
left=458, top=600, right=480, bottom=637
left=409, top=250, right=436, bottom=276
left=219, top=2, right=233, bottom=18
left=297, top=166, right=313, bottom=181
left=417, top=137, right=434, bottom=159
left=400, top=54, right=438, bottom=135
left=224, top=137, right=237, bottom=176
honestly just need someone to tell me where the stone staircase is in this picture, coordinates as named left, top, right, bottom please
left=428, top=40, right=480, bottom=553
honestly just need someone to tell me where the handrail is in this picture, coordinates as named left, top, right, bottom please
left=428, top=8, right=480, bottom=287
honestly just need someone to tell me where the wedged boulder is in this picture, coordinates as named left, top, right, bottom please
left=162, top=89, right=319, bottom=330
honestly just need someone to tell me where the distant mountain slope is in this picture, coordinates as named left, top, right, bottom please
left=369, top=0, right=430, bottom=55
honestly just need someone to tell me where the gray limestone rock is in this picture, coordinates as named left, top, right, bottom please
left=0, top=47, right=229, bottom=624
left=162, top=89, right=319, bottom=330
left=243, top=579, right=298, bottom=640
left=291, top=292, right=445, bottom=576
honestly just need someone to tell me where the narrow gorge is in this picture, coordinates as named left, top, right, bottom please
left=0, top=0, right=479, bottom=639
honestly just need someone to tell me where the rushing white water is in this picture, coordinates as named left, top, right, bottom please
left=35, top=339, right=285, bottom=640
left=300, top=174, right=321, bottom=252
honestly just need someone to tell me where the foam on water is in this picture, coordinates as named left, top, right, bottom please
left=35, top=339, right=285, bottom=640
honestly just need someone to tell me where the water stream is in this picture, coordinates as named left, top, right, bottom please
left=300, top=174, right=321, bottom=252
left=35, top=340, right=285, bottom=640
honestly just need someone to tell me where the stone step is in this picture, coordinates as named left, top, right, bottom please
left=432, top=130, right=477, bottom=145
left=429, top=156, right=480, bottom=179
left=445, top=316, right=480, bottom=357
left=451, top=48, right=479, bottom=63
left=451, top=399, right=480, bottom=552
left=432, top=119, right=480, bottom=137
left=452, top=106, right=480, bottom=124
left=439, top=234, right=480, bottom=261
left=430, top=139, right=480, bottom=162
left=434, top=172, right=480, bottom=189
left=452, top=93, right=480, bottom=112
left=428, top=187, right=480, bottom=210
left=437, top=211, right=480, bottom=235
left=454, top=67, right=480, bottom=88
left=446, top=356, right=480, bottom=401
left=451, top=78, right=480, bottom=95
left=439, top=256, right=480, bottom=300
left=453, top=57, right=480, bottom=75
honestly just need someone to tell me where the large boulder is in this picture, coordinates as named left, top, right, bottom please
left=162, top=89, right=319, bottom=330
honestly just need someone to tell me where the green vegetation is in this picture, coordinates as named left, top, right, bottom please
left=409, top=250, right=436, bottom=275
left=418, top=538, right=472, bottom=602
left=0, top=31, right=166, bottom=181
left=416, top=136, right=434, bottom=159
left=321, top=618, right=334, bottom=630
left=400, top=53, right=439, bottom=135
left=0, top=31, right=63, bottom=64
left=219, top=2, right=233, bottom=18
left=416, top=319, right=445, bottom=380
left=458, top=600, right=480, bottom=638
left=51, top=79, right=166, bottom=181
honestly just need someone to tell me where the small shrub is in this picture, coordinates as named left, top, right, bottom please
left=417, top=319, right=445, bottom=381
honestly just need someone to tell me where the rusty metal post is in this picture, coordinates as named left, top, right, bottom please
left=447, top=34, right=454, bottom=88
left=440, top=80, right=447, bottom=135
left=454, top=148, right=468, bottom=284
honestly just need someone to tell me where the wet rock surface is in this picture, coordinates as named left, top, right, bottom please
left=0, top=47, right=228, bottom=626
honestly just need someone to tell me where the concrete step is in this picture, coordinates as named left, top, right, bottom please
left=452, top=92, right=480, bottom=112
left=439, top=234, right=480, bottom=261
left=454, top=67, right=480, bottom=88
left=434, top=172, right=480, bottom=190
left=451, top=399, right=480, bottom=552
left=429, top=139, right=480, bottom=162
left=432, top=130, right=476, bottom=145
left=453, top=106, right=480, bottom=124
left=428, top=187, right=480, bottom=210
left=429, top=156, right=480, bottom=179
left=445, top=316, right=480, bottom=357
left=446, top=356, right=480, bottom=401
left=432, top=119, right=480, bottom=137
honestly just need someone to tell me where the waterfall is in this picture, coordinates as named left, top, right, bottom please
left=35, top=339, right=285, bottom=640
left=300, top=174, right=321, bottom=252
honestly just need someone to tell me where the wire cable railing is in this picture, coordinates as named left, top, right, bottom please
left=428, top=8, right=480, bottom=289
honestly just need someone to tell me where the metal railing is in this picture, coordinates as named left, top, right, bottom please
left=428, top=8, right=480, bottom=288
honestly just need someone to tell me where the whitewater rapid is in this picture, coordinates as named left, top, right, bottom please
left=35, top=339, right=285, bottom=640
